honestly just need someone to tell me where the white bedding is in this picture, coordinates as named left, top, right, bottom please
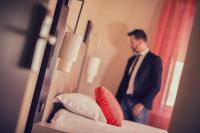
left=46, top=109, right=167, bottom=133
left=33, top=121, right=168, bottom=133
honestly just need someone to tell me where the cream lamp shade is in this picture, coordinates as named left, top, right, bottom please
left=58, top=32, right=83, bottom=73
left=86, top=57, right=101, bottom=83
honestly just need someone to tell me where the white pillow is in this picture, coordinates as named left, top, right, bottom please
left=51, top=109, right=98, bottom=128
left=54, top=93, right=107, bottom=123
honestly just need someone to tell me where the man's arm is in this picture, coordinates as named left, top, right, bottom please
left=139, top=57, right=163, bottom=107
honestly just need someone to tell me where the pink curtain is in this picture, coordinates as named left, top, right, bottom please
left=148, top=0, right=196, bottom=129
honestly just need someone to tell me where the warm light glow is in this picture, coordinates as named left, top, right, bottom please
left=86, top=57, right=101, bottom=83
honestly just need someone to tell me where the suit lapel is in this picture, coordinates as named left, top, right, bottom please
left=126, top=55, right=136, bottom=74
left=135, top=51, right=152, bottom=79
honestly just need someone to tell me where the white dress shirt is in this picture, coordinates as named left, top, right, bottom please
left=126, top=48, right=150, bottom=95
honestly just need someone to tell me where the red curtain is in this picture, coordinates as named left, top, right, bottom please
left=148, top=0, right=196, bottom=129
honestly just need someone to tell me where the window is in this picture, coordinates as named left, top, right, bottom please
left=166, top=61, right=184, bottom=107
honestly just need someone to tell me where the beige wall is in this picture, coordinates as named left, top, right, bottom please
left=78, top=0, right=164, bottom=97
left=41, top=0, right=165, bottom=120
left=40, top=0, right=163, bottom=120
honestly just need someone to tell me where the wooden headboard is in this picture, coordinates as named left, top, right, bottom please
left=41, top=43, right=86, bottom=122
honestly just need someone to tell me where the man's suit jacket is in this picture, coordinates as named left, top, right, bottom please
left=116, top=51, right=162, bottom=109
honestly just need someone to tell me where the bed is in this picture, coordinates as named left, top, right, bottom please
left=32, top=109, right=167, bottom=133
left=32, top=91, right=168, bottom=133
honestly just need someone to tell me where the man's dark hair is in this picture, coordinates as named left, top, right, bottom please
left=128, top=29, right=147, bottom=42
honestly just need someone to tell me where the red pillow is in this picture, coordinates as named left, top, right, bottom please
left=95, top=86, right=124, bottom=126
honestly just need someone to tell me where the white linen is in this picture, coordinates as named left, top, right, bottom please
left=54, top=93, right=106, bottom=123
left=50, top=109, right=167, bottom=133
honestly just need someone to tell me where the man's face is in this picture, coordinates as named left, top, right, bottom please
left=129, top=36, right=141, bottom=52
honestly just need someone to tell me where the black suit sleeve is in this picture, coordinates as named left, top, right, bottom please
left=140, top=57, right=162, bottom=107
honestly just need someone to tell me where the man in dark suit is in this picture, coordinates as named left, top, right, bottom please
left=116, top=29, right=162, bottom=124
